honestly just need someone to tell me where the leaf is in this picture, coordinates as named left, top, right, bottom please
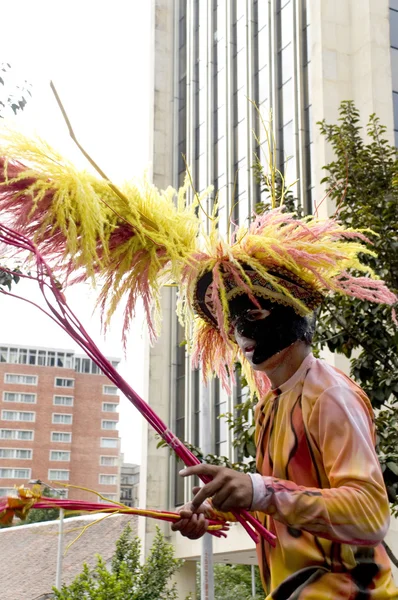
left=387, top=462, right=398, bottom=477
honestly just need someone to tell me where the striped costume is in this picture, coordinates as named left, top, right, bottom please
left=250, top=353, right=398, bottom=599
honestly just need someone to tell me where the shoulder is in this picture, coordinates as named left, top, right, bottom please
left=302, top=357, right=374, bottom=421
left=303, top=357, right=375, bottom=435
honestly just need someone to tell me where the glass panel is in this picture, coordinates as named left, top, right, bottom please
left=0, top=347, right=7, bottom=362
left=38, top=350, right=46, bottom=366
left=28, top=350, right=37, bottom=365
left=281, top=0, right=293, bottom=49
left=9, top=349, right=18, bottom=364
left=282, top=120, right=294, bottom=162
left=57, top=353, right=64, bottom=367
left=393, top=92, right=398, bottom=128
left=65, top=354, right=74, bottom=369
left=257, top=24, right=268, bottom=71
left=391, top=8, right=398, bottom=47
left=281, top=43, right=293, bottom=84
left=281, top=79, right=294, bottom=125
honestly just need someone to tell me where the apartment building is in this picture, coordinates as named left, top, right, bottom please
left=0, top=344, right=121, bottom=503
left=120, top=462, right=140, bottom=507
left=140, top=1, right=398, bottom=596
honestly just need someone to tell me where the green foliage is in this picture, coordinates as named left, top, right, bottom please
left=53, top=525, right=183, bottom=600
left=197, top=563, right=264, bottom=600
left=210, top=101, right=398, bottom=513
left=0, top=62, right=32, bottom=119
left=0, top=267, right=21, bottom=291
left=315, top=101, right=398, bottom=510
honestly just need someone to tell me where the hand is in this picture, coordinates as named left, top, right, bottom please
left=180, top=464, right=253, bottom=512
left=171, top=502, right=209, bottom=539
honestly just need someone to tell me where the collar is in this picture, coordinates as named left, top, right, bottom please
left=271, top=352, right=315, bottom=397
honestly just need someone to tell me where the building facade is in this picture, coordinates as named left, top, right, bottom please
left=120, top=462, right=140, bottom=507
left=0, top=344, right=121, bottom=503
left=141, top=1, right=398, bottom=596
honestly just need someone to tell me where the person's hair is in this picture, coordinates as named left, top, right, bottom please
left=299, top=310, right=317, bottom=345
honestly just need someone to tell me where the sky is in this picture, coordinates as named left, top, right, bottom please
left=0, top=0, right=153, bottom=464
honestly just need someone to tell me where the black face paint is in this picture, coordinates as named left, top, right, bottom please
left=229, top=296, right=313, bottom=364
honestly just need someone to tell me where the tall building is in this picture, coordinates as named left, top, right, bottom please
left=120, top=462, right=140, bottom=507
left=140, top=1, right=398, bottom=596
left=0, top=344, right=121, bottom=503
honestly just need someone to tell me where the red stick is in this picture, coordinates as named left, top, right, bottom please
left=0, top=223, right=276, bottom=547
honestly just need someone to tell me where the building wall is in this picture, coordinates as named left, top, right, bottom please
left=139, top=0, right=176, bottom=557
left=144, top=0, right=398, bottom=595
left=0, top=346, right=121, bottom=503
left=311, top=0, right=394, bottom=216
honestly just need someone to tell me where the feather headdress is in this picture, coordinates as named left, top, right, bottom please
left=0, top=128, right=396, bottom=399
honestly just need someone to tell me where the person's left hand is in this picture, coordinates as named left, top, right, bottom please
left=179, top=464, right=253, bottom=513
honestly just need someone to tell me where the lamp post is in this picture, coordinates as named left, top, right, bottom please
left=199, top=383, right=214, bottom=600
left=29, top=479, right=66, bottom=590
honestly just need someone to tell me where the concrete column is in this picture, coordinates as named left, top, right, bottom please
left=310, top=0, right=393, bottom=217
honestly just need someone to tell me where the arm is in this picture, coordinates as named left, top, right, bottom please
left=250, top=386, right=390, bottom=546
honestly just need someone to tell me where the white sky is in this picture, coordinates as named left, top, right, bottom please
left=0, top=0, right=153, bottom=464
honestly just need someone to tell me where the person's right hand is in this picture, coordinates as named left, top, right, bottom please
left=171, top=500, right=209, bottom=540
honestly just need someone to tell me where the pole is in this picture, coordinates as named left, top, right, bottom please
left=200, top=381, right=214, bottom=600
left=55, top=508, right=65, bottom=590
left=251, top=564, right=256, bottom=597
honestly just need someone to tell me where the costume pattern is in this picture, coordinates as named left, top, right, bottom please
left=253, top=354, right=398, bottom=599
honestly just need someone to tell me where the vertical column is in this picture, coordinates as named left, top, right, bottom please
left=293, top=0, right=308, bottom=210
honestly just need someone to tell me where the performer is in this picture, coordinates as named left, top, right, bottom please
left=172, top=266, right=398, bottom=598
left=1, top=130, right=397, bottom=597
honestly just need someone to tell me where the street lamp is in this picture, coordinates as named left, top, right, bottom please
left=29, top=479, right=66, bottom=590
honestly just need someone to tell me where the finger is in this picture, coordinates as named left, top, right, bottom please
left=211, top=485, right=232, bottom=511
left=191, top=479, right=223, bottom=509
left=171, top=517, right=190, bottom=532
left=190, top=512, right=208, bottom=538
left=179, top=505, right=194, bottom=519
left=179, top=464, right=221, bottom=478
left=183, top=513, right=206, bottom=539
left=192, top=486, right=201, bottom=496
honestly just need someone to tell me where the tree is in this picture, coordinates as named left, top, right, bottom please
left=53, top=525, right=185, bottom=600
left=316, top=101, right=398, bottom=510
left=197, top=564, right=264, bottom=600
left=0, top=62, right=32, bottom=119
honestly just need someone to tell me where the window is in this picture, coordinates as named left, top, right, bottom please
left=391, top=7, right=398, bottom=48
left=0, top=488, right=15, bottom=496
left=0, top=429, right=34, bottom=440
left=101, top=420, right=118, bottom=431
left=103, top=385, right=118, bottom=395
left=1, top=411, right=35, bottom=422
left=3, top=392, right=36, bottom=403
left=100, top=456, right=118, bottom=467
left=102, top=403, right=118, bottom=412
left=99, top=474, right=117, bottom=485
left=101, top=438, right=118, bottom=449
left=55, top=378, right=74, bottom=388
left=53, top=396, right=74, bottom=406
left=51, top=432, right=72, bottom=443
left=48, top=469, right=69, bottom=481
left=0, top=448, right=32, bottom=459
left=50, top=450, right=70, bottom=461
left=52, top=414, right=73, bottom=425
left=4, top=374, right=37, bottom=385
left=0, top=468, right=31, bottom=478
left=98, top=494, right=118, bottom=503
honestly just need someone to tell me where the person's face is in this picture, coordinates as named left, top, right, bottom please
left=229, top=296, right=306, bottom=369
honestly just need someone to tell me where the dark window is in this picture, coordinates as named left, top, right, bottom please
left=174, top=324, right=186, bottom=506
left=391, top=8, right=398, bottom=48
